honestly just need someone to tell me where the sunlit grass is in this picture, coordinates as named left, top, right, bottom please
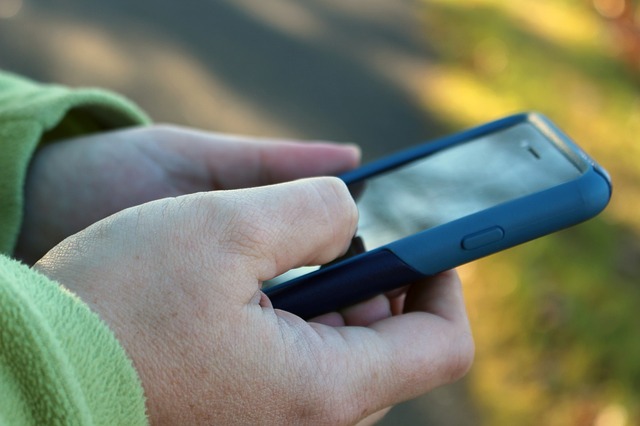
left=502, top=0, right=604, bottom=49
left=421, top=0, right=640, bottom=229
left=421, top=0, right=640, bottom=424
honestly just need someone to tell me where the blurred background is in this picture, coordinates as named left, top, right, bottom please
left=2, top=0, right=639, bottom=424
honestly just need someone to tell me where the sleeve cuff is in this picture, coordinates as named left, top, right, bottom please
left=0, top=255, right=148, bottom=425
left=0, top=71, right=151, bottom=254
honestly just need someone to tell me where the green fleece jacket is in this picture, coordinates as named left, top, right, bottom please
left=0, top=71, right=149, bottom=425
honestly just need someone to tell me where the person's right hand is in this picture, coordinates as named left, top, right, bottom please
left=17, top=125, right=359, bottom=263
left=34, top=177, right=474, bottom=425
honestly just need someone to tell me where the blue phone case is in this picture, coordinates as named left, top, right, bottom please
left=265, top=113, right=612, bottom=319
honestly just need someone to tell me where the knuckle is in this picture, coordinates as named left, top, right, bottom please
left=222, top=217, right=272, bottom=259
left=212, top=197, right=275, bottom=260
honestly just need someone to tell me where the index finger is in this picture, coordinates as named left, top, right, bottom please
left=154, top=126, right=361, bottom=187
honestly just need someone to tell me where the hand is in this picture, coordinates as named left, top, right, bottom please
left=17, top=125, right=360, bottom=263
left=34, top=177, right=474, bottom=425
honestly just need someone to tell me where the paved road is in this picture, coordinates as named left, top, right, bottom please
left=0, top=0, right=451, bottom=159
left=0, top=1, right=477, bottom=424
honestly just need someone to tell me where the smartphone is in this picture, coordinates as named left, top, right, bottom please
left=264, top=112, right=612, bottom=319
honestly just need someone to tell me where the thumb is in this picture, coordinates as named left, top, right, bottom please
left=36, top=177, right=358, bottom=311
left=182, top=176, right=358, bottom=293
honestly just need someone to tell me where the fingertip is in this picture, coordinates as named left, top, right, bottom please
left=269, top=142, right=361, bottom=181
left=336, top=142, right=362, bottom=168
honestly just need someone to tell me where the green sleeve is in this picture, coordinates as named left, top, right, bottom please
left=0, top=255, right=148, bottom=425
left=0, top=70, right=151, bottom=254
left=0, top=71, right=149, bottom=424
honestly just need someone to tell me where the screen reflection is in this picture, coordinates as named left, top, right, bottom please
left=354, top=123, right=581, bottom=250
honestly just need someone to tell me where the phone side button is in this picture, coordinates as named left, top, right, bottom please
left=462, top=226, right=505, bottom=250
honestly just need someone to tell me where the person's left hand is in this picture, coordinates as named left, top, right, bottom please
left=16, top=125, right=360, bottom=263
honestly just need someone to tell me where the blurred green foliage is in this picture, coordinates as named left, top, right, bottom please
left=420, top=0, right=640, bottom=424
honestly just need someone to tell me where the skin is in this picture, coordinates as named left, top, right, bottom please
left=16, top=125, right=362, bottom=263
left=20, top=126, right=474, bottom=425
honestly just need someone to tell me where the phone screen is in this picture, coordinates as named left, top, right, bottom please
left=355, top=122, right=582, bottom=250
left=267, top=122, right=583, bottom=285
